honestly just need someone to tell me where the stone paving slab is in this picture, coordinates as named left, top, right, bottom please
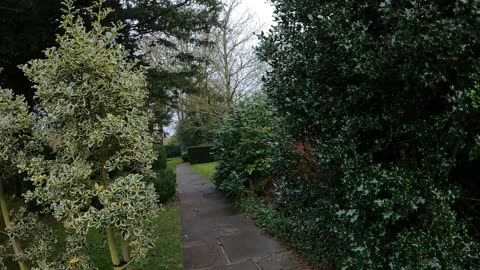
left=207, top=260, right=259, bottom=270
left=182, top=239, right=225, bottom=270
left=219, top=229, right=287, bottom=263
left=177, top=163, right=306, bottom=270
left=256, top=252, right=304, bottom=270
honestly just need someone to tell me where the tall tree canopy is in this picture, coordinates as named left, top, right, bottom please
left=0, top=0, right=220, bottom=106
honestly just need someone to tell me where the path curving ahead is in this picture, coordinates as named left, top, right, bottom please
left=177, top=163, right=305, bottom=270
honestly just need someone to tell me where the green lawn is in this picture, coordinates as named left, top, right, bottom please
left=167, top=157, right=184, bottom=171
left=192, top=162, right=217, bottom=182
left=131, top=202, right=183, bottom=270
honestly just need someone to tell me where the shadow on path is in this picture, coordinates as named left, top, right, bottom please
left=177, top=163, right=305, bottom=270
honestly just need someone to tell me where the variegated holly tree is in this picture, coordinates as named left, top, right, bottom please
left=21, top=0, right=158, bottom=269
left=0, top=88, right=34, bottom=270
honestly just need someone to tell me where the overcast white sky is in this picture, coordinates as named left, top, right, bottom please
left=236, top=0, right=275, bottom=32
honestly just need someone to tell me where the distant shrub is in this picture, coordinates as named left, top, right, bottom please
left=187, top=144, right=214, bottom=164
left=165, top=145, right=181, bottom=158
left=181, top=152, right=189, bottom=162
left=152, top=143, right=167, bottom=171
left=213, top=97, right=278, bottom=197
left=147, top=169, right=176, bottom=203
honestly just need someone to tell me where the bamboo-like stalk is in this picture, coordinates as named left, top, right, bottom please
left=121, top=238, right=131, bottom=270
left=106, top=227, right=122, bottom=270
left=0, top=183, right=28, bottom=270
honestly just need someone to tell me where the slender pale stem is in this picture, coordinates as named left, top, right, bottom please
left=121, top=238, right=131, bottom=270
left=106, top=227, right=121, bottom=270
left=101, top=164, right=122, bottom=270
left=0, top=183, right=28, bottom=270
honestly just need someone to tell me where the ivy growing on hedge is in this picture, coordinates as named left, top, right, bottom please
left=216, top=0, right=480, bottom=269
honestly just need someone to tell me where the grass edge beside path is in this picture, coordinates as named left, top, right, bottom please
left=191, top=162, right=217, bottom=183
left=167, top=157, right=184, bottom=171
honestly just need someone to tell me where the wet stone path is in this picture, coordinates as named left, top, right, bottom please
left=177, top=163, right=305, bottom=270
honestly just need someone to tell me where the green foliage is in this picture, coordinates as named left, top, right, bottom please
left=181, top=152, right=189, bottom=162
left=153, top=143, right=168, bottom=171
left=0, top=88, right=35, bottom=178
left=84, top=202, right=183, bottom=269
left=20, top=0, right=158, bottom=265
left=165, top=145, right=182, bottom=158
left=146, top=169, right=177, bottom=204
left=255, top=0, right=480, bottom=269
left=237, top=196, right=293, bottom=248
left=213, top=96, right=277, bottom=197
left=176, top=115, right=217, bottom=148
left=0, top=0, right=62, bottom=104
left=0, top=88, right=46, bottom=269
left=471, top=70, right=480, bottom=109
left=8, top=209, right=56, bottom=266
left=130, top=202, right=183, bottom=270
left=187, top=144, right=214, bottom=164
left=0, top=0, right=220, bottom=108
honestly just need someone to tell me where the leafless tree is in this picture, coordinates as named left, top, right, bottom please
left=141, top=0, right=265, bottom=137
left=208, top=0, right=265, bottom=112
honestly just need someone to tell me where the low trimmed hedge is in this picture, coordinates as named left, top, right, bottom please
left=187, top=144, right=214, bottom=164
left=165, top=145, right=181, bottom=158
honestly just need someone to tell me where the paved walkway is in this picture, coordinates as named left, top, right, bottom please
left=177, top=163, right=305, bottom=270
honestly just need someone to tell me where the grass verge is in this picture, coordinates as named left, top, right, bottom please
left=191, top=162, right=217, bottom=182
left=167, top=157, right=184, bottom=171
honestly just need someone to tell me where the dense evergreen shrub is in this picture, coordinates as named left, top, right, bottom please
left=181, top=151, right=189, bottom=162
left=152, top=143, right=167, bottom=171
left=176, top=117, right=216, bottom=147
left=256, top=0, right=480, bottom=268
left=165, top=145, right=181, bottom=158
left=214, top=97, right=277, bottom=197
left=146, top=168, right=176, bottom=203
left=187, top=144, right=214, bottom=164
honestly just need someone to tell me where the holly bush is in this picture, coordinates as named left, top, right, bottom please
left=21, top=0, right=158, bottom=267
left=254, top=0, right=480, bottom=268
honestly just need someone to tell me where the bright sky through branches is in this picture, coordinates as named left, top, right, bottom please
left=236, top=0, right=275, bottom=32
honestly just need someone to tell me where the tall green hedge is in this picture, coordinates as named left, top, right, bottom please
left=165, top=145, right=181, bottom=158
left=187, top=144, right=214, bottom=164
left=255, top=0, right=480, bottom=268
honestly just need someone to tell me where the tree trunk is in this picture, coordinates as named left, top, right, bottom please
left=121, top=238, right=131, bottom=270
left=0, top=183, right=28, bottom=270
left=106, top=227, right=122, bottom=270
left=101, top=165, right=123, bottom=270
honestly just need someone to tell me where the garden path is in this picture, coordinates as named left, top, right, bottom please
left=177, top=163, right=305, bottom=270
